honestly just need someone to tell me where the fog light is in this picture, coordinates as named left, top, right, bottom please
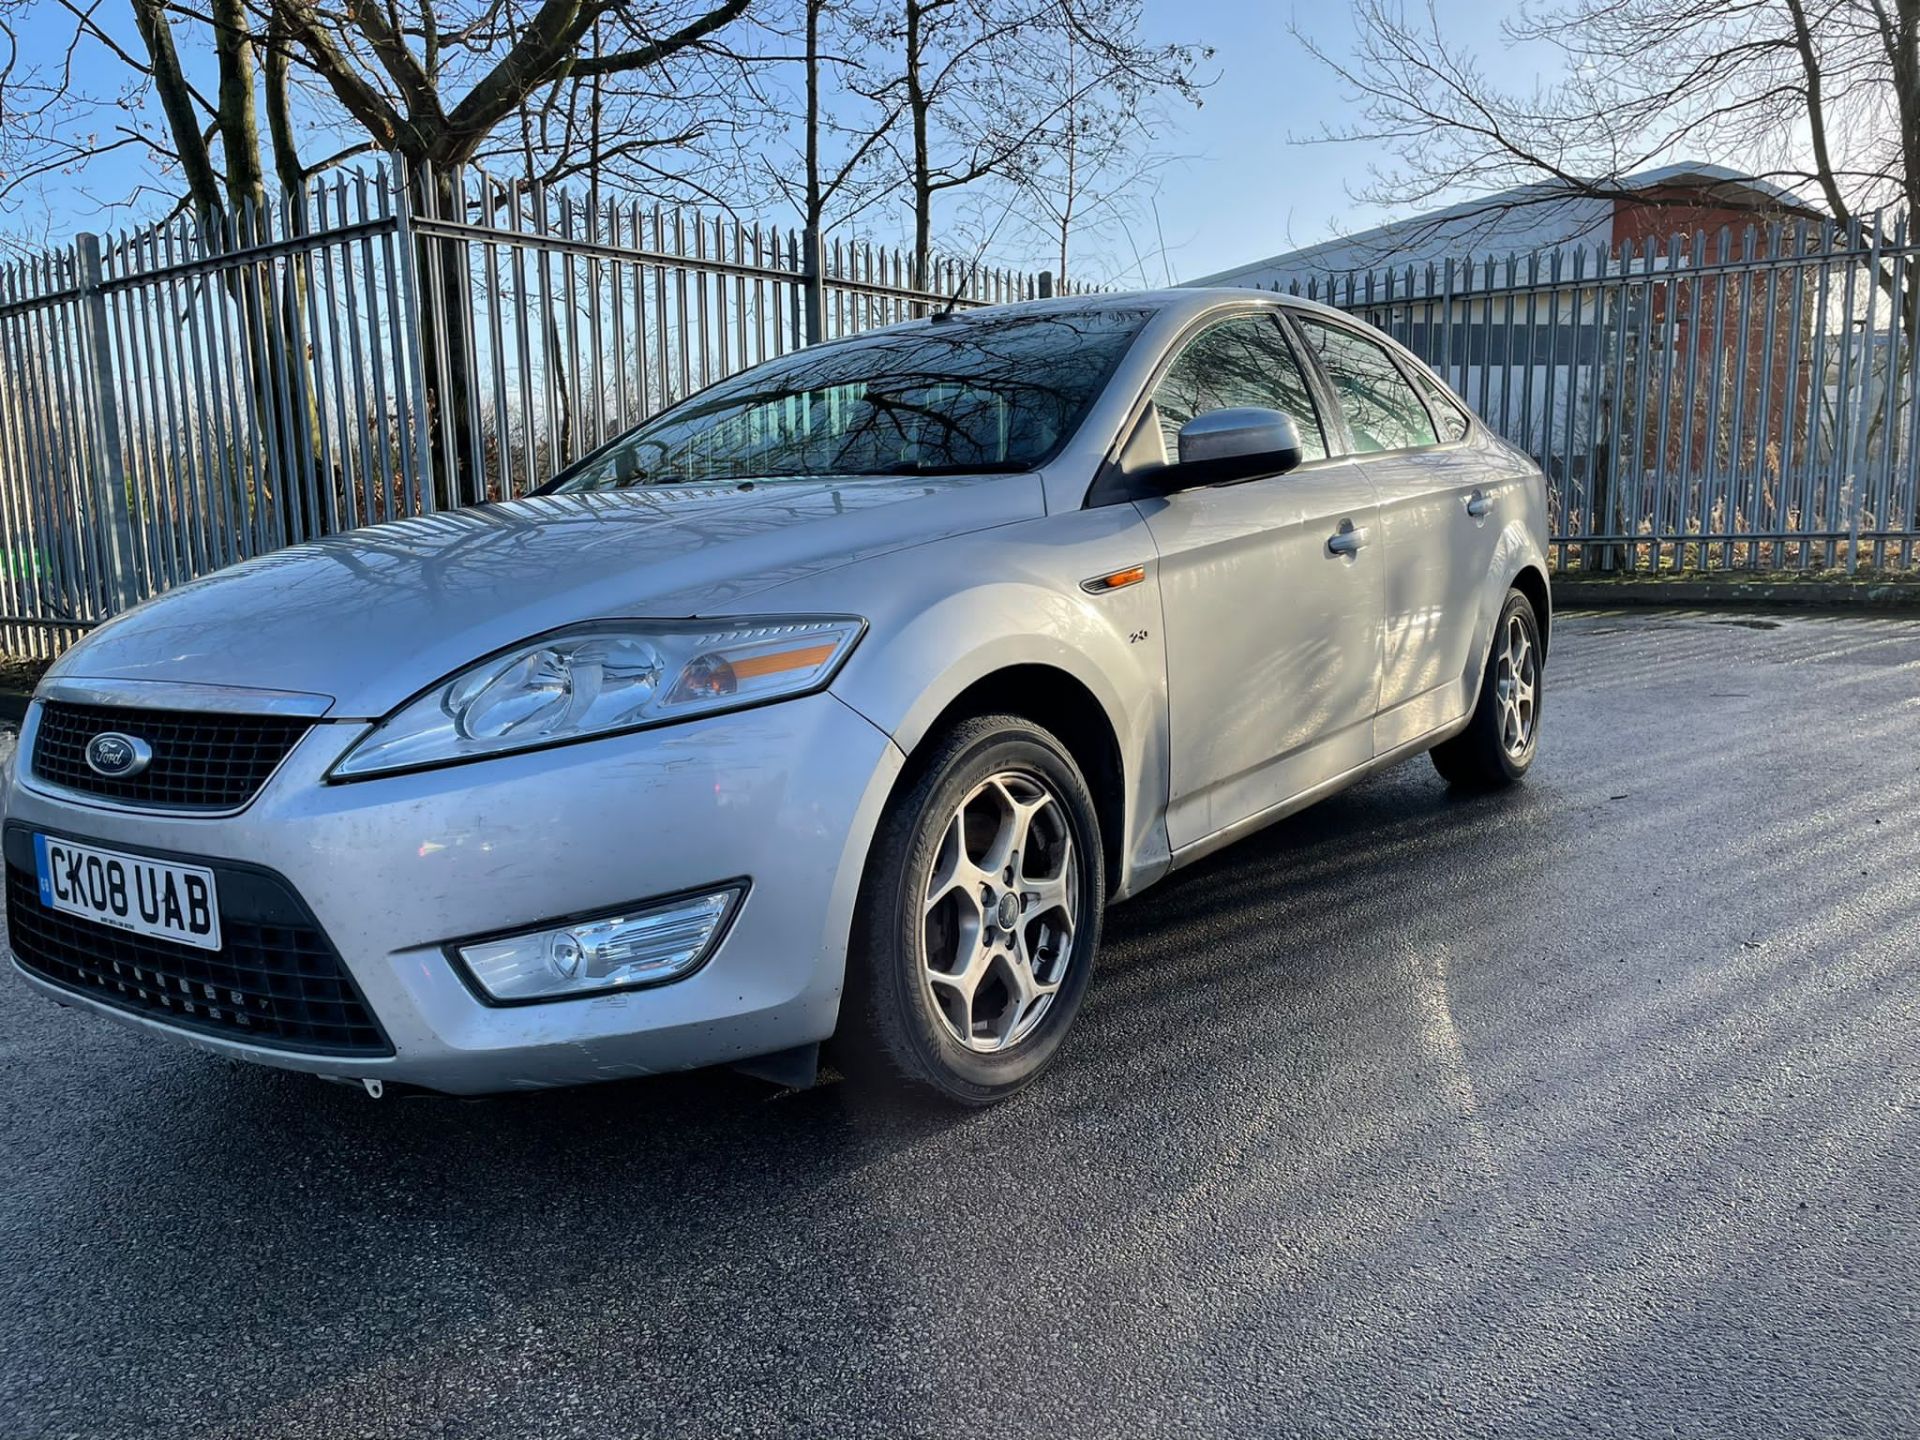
left=546, top=931, right=583, bottom=980
left=456, top=886, right=744, bottom=1003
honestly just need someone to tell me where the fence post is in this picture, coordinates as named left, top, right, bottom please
left=1038, top=270, right=1055, bottom=299
left=1846, top=474, right=1862, bottom=575
left=74, top=233, right=140, bottom=614
left=391, top=160, right=437, bottom=512
left=801, top=226, right=827, bottom=346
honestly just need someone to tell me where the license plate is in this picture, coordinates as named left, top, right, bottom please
left=33, top=834, right=222, bottom=951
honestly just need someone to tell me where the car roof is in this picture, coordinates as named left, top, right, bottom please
left=819, top=286, right=1351, bottom=347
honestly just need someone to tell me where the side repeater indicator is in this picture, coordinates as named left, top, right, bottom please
left=1080, top=565, right=1147, bottom=595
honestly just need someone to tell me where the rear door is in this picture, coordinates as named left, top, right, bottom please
left=1131, top=309, right=1384, bottom=851
left=1289, top=314, right=1497, bottom=753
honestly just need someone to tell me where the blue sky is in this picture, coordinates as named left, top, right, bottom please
left=4, top=0, right=1546, bottom=282
left=1143, top=0, right=1538, bottom=282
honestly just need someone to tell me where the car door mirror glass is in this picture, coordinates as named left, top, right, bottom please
left=1166, top=407, right=1305, bottom=488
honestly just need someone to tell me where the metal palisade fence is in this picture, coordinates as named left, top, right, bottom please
left=1287, top=210, right=1920, bottom=575
left=0, top=161, right=1072, bottom=656
left=6, top=179, right=1919, bottom=660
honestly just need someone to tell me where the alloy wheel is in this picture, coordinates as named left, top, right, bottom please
left=1494, top=612, right=1538, bottom=759
left=920, top=770, right=1080, bottom=1053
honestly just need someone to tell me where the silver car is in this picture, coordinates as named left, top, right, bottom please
left=4, top=289, right=1549, bottom=1104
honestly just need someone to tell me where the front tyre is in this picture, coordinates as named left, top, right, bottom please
left=1431, top=587, right=1544, bottom=789
left=838, top=715, right=1105, bottom=1105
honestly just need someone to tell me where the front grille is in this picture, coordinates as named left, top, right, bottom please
left=6, top=862, right=391, bottom=1057
left=31, top=702, right=313, bottom=810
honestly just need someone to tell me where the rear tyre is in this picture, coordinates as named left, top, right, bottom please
left=837, top=714, right=1105, bottom=1106
left=1431, top=587, right=1543, bottom=789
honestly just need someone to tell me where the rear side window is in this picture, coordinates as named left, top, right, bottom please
left=1411, top=367, right=1472, bottom=443
left=1295, top=318, right=1439, bottom=454
left=1151, top=313, right=1328, bottom=465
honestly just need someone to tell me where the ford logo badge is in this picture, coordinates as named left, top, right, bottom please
left=85, top=732, right=153, bottom=779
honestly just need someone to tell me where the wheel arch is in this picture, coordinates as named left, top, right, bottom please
left=895, top=664, right=1129, bottom=902
left=1509, top=561, right=1552, bottom=656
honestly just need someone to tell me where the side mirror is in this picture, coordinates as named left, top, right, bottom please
left=1168, top=407, right=1304, bottom=488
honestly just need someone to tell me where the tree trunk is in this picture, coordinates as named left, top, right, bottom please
left=805, top=0, right=823, bottom=234
left=411, top=161, right=480, bottom=510
left=802, top=0, right=829, bottom=343
left=1057, top=119, right=1075, bottom=284
left=906, top=0, right=934, bottom=300
left=263, top=13, right=332, bottom=538
left=211, top=0, right=329, bottom=545
left=129, top=0, right=221, bottom=215
left=264, top=6, right=307, bottom=199
left=212, top=0, right=266, bottom=211
left=1057, top=28, right=1076, bottom=285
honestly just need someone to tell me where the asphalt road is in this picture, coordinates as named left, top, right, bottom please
left=3, top=610, right=1918, bottom=1440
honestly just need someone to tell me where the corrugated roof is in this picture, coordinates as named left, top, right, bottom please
left=1184, top=164, right=1818, bottom=287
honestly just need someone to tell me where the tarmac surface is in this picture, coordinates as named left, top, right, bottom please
left=2, top=609, right=1917, bottom=1438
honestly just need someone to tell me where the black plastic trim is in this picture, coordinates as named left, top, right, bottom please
left=4, top=821, right=393, bottom=1057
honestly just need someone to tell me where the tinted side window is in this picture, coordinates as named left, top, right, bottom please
left=1411, top=367, right=1472, bottom=443
left=1151, top=314, right=1328, bottom=465
left=1296, top=319, right=1439, bottom=454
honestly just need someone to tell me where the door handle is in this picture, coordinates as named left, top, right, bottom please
left=1465, top=492, right=1492, bottom=518
left=1326, top=525, right=1369, bottom=557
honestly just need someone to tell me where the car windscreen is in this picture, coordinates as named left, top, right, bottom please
left=551, top=307, right=1149, bottom=488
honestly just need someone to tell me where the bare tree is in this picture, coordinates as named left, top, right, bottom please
left=1, top=0, right=758, bottom=504
left=265, top=0, right=755, bottom=501
left=0, top=0, right=1209, bottom=524
left=252, top=0, right=750, bottom=173
left=735, top=0, right=904, bottom=337
left=1304, top=0, right=1914, bottom=238
left=2, top=0, right=363, bottom=536
left=991, top=0, right=1205, bottom=285
left=871, top=0, right=1199, bottom=291
left=1309, top=0, right=1920, bottom=548
left=796, top=0, right=901, bottom=229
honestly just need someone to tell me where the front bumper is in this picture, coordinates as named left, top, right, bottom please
left=5, top=692, right=903, bottom=1093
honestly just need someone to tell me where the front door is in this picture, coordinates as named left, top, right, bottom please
left=1134, top=310, right=1385, bottom=853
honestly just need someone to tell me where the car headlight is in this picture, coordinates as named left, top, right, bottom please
left=331, top=616, right=865, bottom=779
